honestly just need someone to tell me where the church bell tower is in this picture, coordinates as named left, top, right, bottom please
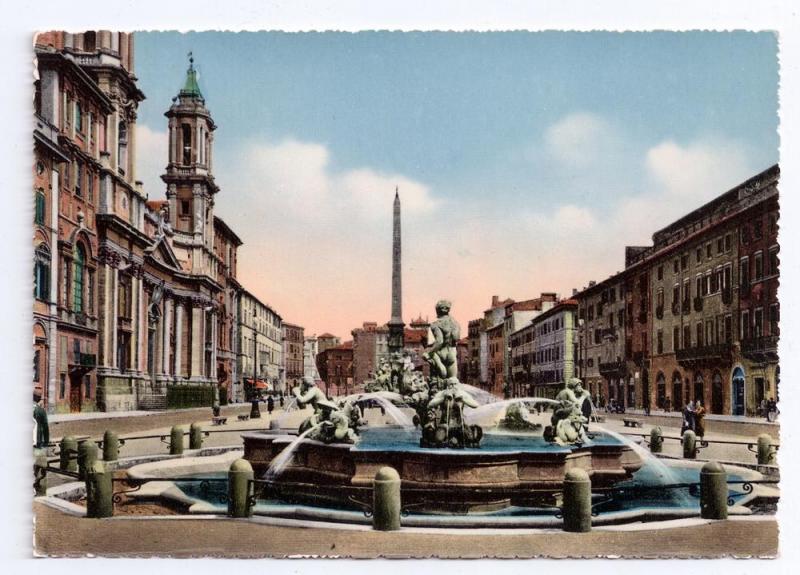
left=161, top=53, right=219, bottom=274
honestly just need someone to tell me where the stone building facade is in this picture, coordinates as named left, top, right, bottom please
left=282, top=322, right=305, bottom=395
left=576, top=274, right=627, bottom=407
left=316, top=341, right=353, bottom=397
left=237, top=289, right=282, bottom=400
left=530, top=300, right=578, bottom=398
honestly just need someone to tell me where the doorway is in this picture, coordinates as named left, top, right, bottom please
left=732, top=367, right=745, bottom=416
left=711, top=371, right=723, bottom=414
left=69, top=372, right=82, bottom=413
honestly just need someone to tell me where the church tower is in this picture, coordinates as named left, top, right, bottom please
left=162, top=53, right=219, bottom=276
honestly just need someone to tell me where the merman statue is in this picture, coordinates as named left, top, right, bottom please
left=545, top=377, right=589, bottom=445
left=422, top=300, right=460, bottom=382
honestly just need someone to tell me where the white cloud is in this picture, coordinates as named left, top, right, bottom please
left=135, top=125, right=169, bottom=200
left=544, top=112, right=617, bottom=170
left=645, top=137, right=754, bottom=199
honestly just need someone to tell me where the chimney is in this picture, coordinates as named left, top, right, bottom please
left=572, top=288, right=578, bottom=296
left=492, top=295, right=500, bottom=307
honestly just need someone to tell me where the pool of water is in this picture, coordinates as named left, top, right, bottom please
left=353, top=426, right=624, bottom=453
left=174, top=460, right=751, bottom=519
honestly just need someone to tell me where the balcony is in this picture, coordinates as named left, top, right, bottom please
left=676, top=343, right=733, bottom=367
left=741, top=336, right=779, bottom=363
left=79, top=352, right=96, bottom=367
left=671, top=302, right=680, bottom=316
left=599, top=360, right=626, bottom=377
left=693, top=296, right=704, bottom=312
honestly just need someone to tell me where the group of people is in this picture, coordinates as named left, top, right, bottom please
left=680, top=399, right=707, bottom=437
left=759, top=397, right=779, bottom=422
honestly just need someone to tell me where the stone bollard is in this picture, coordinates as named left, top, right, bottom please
left=170, top=425, right=184, bottom=455
left=700, top=460, right=728, bottom=520
left=682, top=430, right=697, bottom=459
left=373, top=467, right=401, bottom=531
left=77, top=440, right=99, bottom=481
left=562, top=468, right=592, bottom=532
left=649, top=426, right=663, bottom=454
left=86, top=460, right=113, bottom=518
left=102, top=430, right=120, bottom=462
left=250, top=399, right=261, bottom=419
left=228, top=459, right=254, bottom=518
left=756, top=434, right=776, bottom=465
left=59, top=436, right=78, bottom=473
left=190, top=422, right=204, bottom=450
left=33, top=449, right=48, bottom=496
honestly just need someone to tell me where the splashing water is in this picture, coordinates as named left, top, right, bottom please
left=264, top=423, right=323, bottom=480
left=594, top=424, right=694, bottom=507
left=346, top=392, right=414, bottom=427
left=459, top=384, right=499, bottom=406
left=464, top=397, right=560, bottom=428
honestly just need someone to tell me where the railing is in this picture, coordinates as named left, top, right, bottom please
left=741, top=336, right=779, bottom=361
left=676, top=343, right=733, bottom=366
left=79, top=353, right=96, bottom=367
left=599, top=361, right=626, bottom=377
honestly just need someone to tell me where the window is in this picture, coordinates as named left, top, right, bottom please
left=181, top=200, right=190, bottom=216
left=33, top=349, right=40, bottom=383
left=754, top=252, right=764, bottom=280
left=741, top=310, right=750, bottom=340
left=695, top=248, right=702, bottom=264
left=670, top=327, right=677, bottom=352
left=672, top=285, right=680, bottom=307
left=84, top=375, right=91, bottom=398
left=59, top=373, right=66, bottom=399
left=724, top=315, right=732, bottom=343
left=768, top=246, right=779, bottom=276
left=769, top=304, right=779, bottom=336
left=706, top=320, right=714, bottom=346
left=35, top=190, right=46, bottom=225
left=725, top=234, right=732, bottom=252
left=739, top=257, right=750, bottom=286
left=754, top=308, right=764, bottom=338
left=34, top=244, right=51, bottom=301
left=182, top=123, right=192, bottom=164
left=696, top=276, right=703, bottom=299
left=73, top=244, right=85, bottom=312
left=657, top=265, right=663, bottom=280
left=696, top=322, right=703, bottom=347
left=717, top=238, right=723, bottom=254
left=118, top=121, right=128, bottom=175
left=87, top=169, right=94, bottom=204
left=681, top=254, right=688, bottom=271
left=683, top=325, right=691, bottom=349
left=706, top=243, right=712, bottom=258
left=75, top=101, right=83, bottom=133
left=75, top=160, right=82, bottom=197
left=673, top=259, right=679, bottom=274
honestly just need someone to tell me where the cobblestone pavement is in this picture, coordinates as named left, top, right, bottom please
left=32, top=501, right=777, bottom=558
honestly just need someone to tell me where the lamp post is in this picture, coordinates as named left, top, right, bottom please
left=249, top=306, right=261, bottom=419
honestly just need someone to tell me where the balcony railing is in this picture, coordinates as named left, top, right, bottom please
left=599, top=360, right=626, bottom=376
left=693, top=296, right=703, bottom=312
left=741, top=336, right=779, bottom=362
left=676, top=343, right=733, bottom=367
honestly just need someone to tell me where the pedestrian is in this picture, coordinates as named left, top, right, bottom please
left=681, top=400, right=695, bottom=435
left=267, top=395, right=275, bottom=415
left=694, top=399, right=706, bottom=437
left=279, top=394, right=285, bottom=409
left=766, top=397, right=778, bottom=422
left=33, top=388, right=49, bottom=449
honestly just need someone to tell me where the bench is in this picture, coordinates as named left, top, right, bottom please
left=623, top=418, right=643, bottom=428
left=237, top=414, right=250, bottom=422
left=212, top=416, right=228, bottom=426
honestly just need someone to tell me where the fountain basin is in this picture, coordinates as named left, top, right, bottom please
left=243, top=426, right=643, bottom=512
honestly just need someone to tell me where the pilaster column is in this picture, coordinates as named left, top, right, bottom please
left=138, top=277, right=145, bottom=372
left=174, top=301, right=184, bottom=378
left=162, top=296, right=172, bottom=375
left=130, top=274, right=138, bottom=373
left=111, top=267, right=119, bottom=369
left=211, top=312, right=218, bottom=380
left=191, top=304, right=203, bottom=379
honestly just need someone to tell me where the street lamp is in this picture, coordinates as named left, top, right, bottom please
left=249, top=305, right=261, bottom=419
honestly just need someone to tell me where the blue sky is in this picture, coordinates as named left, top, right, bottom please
left=134, top=31, right=778, bottom=336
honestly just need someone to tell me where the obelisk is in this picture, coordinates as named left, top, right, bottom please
left=387, top=187, right=405, bottom=353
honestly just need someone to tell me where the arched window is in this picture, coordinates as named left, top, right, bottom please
left=672, top=371, right=682, bottom=411
left=34, top=244, right=50, bottom=301
left=656, top=372, right=666, bottom=409
left=73, top=244, right=85, bottom=312
left=182, top=123, right=192, bottom=164
left=117, top=121, right=128, bottom=175
left=694, top=372, right=705, bottom=403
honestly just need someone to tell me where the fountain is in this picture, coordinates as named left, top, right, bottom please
left=241, top=300, right=644, bottom=513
